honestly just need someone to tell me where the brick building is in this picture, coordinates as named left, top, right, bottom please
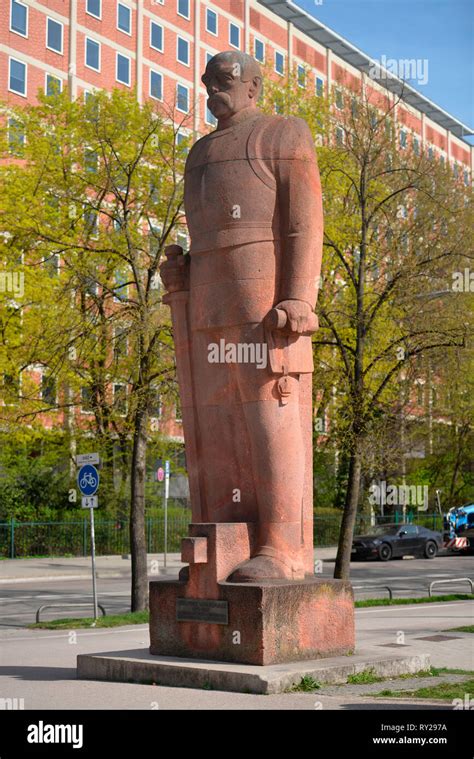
left=1, top=0, right=472, bottom=450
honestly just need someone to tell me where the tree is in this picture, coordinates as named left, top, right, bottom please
left=262, top=72, right=473, bottom=578
left=0, top=88, right=189, bottom=608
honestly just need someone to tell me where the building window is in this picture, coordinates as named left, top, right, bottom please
left=117, top=2, right=131, bottom=34
left=86, top=0, right=101, bottom=20
left=176, top=83, right=189, bottom=112
left=46, top=18, right=63, bottom=54
left=114, top=384, right=127, bottom=415
left=399, top=129, right=407, bottom=149
left=85, top=38, right=100, bottom=71
left=8, top=117, right=25, bottom=154
left=150, top=70, right=163, bottom=100
left=335, top=88, right=343, bottom=109
left=316, top=77, right=324, bottom=97
left=206, top=51, right=213, bottom=65
left=150, top=21, right=164, bottom=52
left=297, top=64, right=306, bottom=88
left=177, top=0, right=190, bottom=19
left=113, top=328, right=128, bottom=360
left=206, top=8, right=217, bottom=35
left=463, top=169, right=470, bottom=186
left=206, top=105, right=217, bottom=126
left=428, top=145, right=434, bottom=160
left=84, top=208, right=99, bottom=237
left=114, top=270, right=128, bottom=301
left=41, top=374, right=57, bottom=406
left=46, top=74, right=62, bottom=96
left=44, top=253, right=60, bottom=276
left=10, top=0, right=28, bottom=37
left=275, top=51, right=284, bottom=75
left=335, top=126, right=345, bottom=145
left=413, top=136, right=420, bottom=155
left=84, top=148, right=98, bottom=173
left=81, top=387, right=94, bottom=413
left=8, top=58, right=27, bottom=96
left=254, top=38, right=264, bottom=63
left=149, top=390, right=162, bottom=419
left=116, top=53, right=131, bottom=85
left=229, top=23, right=240, bottom=49
left=177, top=36, right=189, bottom=66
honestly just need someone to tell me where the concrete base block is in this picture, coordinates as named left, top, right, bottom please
left=77, top=648, right=431, bottom=695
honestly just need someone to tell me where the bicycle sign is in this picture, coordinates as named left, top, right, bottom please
left=78, top=464, right=99, bottom=496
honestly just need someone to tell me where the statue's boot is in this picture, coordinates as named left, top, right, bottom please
left=227, top=522, right=305, bottom=582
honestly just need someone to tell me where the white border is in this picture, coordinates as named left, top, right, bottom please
left=46, top=17, right=64, bottom=55
left=117, top=2, right=132, bottom=36
left=86, top=0, right=102, bottom=21
left=8, top=56, right=27, bottom=97
left=176, top=35, right=190, bottom=67
left=149, top=69, right=163, bottom=101
left=176, top=81, right=189, bottom=113
left=150, top=20, right=164, bottom=53
left=176, top=0, right=190, bottom=21
left=9, top=0, right=28, bottom=39
left=85, top=37, right=101, bottom=72
left=229, top=22, right=240, bottom=50
left=205, top=7, right=218, bottom=36
left=45, top=72, right=63, bottom=95
left=274, top=50, right=284, bottom=76
left=116, top=52, right=131, bottom=86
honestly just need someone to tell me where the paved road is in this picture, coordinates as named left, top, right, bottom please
left=0, top=601, right=472, bottom=709
left=0, top=553, right=472, bottom=627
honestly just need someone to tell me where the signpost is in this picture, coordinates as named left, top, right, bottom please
left=77, top=460, right=100, bottom=621
left=164, top=460, right=170, bottom=569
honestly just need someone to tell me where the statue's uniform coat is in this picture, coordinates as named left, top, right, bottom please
left=182, top=110, right=323, bottom=576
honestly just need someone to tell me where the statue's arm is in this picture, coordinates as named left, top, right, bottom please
left=274, top=117, right=323, bottom=329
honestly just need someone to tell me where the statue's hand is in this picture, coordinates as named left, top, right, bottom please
left=159, top=245, right=190, bottom=293
left=274, top=300, right=314, bottom=335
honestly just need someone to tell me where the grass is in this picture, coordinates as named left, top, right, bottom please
left=374, top=679, right=474, bottom=702
left=347, top=668, right=384, bottom=684
left=446, top=625, right=474, bottom=633
left=355, top=593, right=474, bottom=607
left=29, top=611, right=149, bottom=629
left=288, top=675, right=321, bottom=692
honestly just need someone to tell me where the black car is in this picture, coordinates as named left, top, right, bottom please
left=351, top=523, right=443, bottom=561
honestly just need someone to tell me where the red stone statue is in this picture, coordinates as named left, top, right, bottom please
left=160, top=50, right=323, bottom=583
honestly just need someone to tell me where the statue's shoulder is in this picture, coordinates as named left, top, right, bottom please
left=251, top=114, right=316, bottom=160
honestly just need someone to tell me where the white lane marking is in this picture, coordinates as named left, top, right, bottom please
left=0, top=626, right=149, bottom=642
left=356, top=602, right=474, bottom=614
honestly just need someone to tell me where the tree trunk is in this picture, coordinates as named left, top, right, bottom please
left=334, top=441, right=362, bottom=580
left=130, top=403, right=149, bottom=611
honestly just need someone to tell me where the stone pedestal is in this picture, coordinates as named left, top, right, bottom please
left=149, top=523, right=354, bottom=666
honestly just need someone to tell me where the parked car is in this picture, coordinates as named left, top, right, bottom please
left=351, top=523, right=443, bottom=561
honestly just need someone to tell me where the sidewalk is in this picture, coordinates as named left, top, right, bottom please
left=0, top=547, right=338, bottom=583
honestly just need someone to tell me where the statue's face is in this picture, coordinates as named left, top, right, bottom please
left=202, top=60, right=252, bottom=120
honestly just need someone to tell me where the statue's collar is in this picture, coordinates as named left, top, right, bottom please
left=213, top=107, right=262, bottom=135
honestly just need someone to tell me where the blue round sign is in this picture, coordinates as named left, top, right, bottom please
left=78, top=464, right=99, bottom=496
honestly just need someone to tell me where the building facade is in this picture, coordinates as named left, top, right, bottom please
left=2, top=0, right=472, bottom=169
left=1, top=0, right=472, bottom=450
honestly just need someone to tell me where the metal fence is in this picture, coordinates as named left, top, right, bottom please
left=0, top=512, right=445, bottom=559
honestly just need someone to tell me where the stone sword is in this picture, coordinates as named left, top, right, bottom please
left=161, top=244, right=205, bottom=522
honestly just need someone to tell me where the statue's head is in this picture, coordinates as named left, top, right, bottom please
left=202, top=51, right=262, bottom=122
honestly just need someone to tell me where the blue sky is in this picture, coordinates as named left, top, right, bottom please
left=294, top=0, right=474, bottom=142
